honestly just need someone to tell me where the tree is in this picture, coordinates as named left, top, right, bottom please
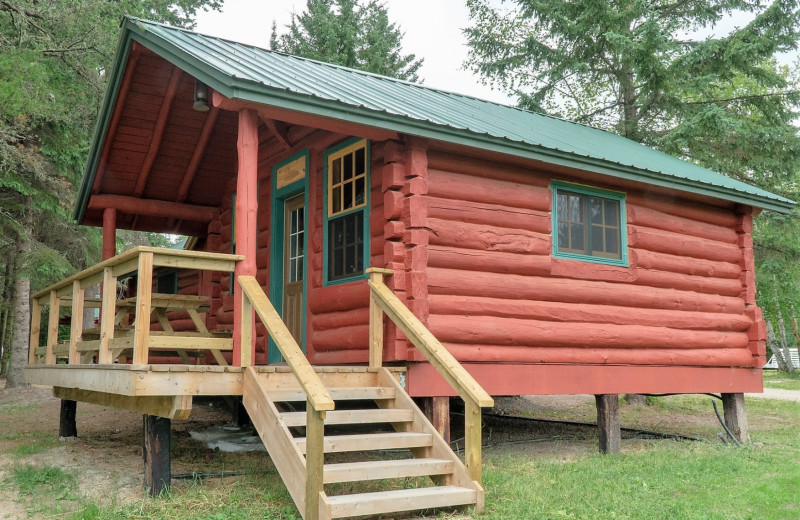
left=270, top=0, right=423, bottom=81
left=464, top=0, right=800, bottom=192
left=0, top=0, right=221, bottom=387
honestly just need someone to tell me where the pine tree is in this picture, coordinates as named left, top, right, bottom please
left=271, top=0, right=423, bottom=81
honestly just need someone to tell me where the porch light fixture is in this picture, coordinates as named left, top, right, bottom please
left=193, top=80, right=210, bottom=112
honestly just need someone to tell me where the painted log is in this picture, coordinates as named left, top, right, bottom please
left=426, top=149, right=551, bottom=188
left=627, top=205, right=738, bottom=244
left=628, top=227, right=741, bottom=263
left=427, top=268, right=746, bottom=314
left=427, top=314, right=749, bottom=350
left=426, top=196, right=551, bottom=234
left=632, top=249, right=741, bottom=279
left=627, top=193, right=738, bottom=228
left=439, top=344, right=756, bottom=367
left=428, top=246, right=552, bottom=277
left=311, top=324, right=369, bottom=351
left=311, top=308, right=370, bottom=331
left=427, top=169, right=550, bottom=211
left=427, top=295, right=752, bottom=331
left=308, top=282, right=369, bottom=313
left=427, top=218, right=551, bottom=255
left=635, top=268, right=742, bottom=297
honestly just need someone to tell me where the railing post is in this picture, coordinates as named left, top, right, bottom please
left=45, top=290, right=60, bottom=365
left=305, top=401, right=325, bottom=520
left=366, top=268, right=393, bottom=371
left=28, top=298, right=42, bottom=365
left=464, top=398, right=482, bottom=484
left=99, top=267, right=118, bottom=364
left=68, top=280, right=84, bottom=365
left=240, top=286, right=253, bottom=367
left=132, top=251, right=153, bottom=366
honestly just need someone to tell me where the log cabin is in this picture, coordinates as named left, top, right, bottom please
left=25, top=17, right=793, bottom=519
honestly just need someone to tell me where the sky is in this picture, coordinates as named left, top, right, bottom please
left=194, top=0, right=515, bottom=105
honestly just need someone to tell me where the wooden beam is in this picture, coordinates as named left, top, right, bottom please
left=102, top=208, right=116, bottom=260
left=28, top=298, right=41, bottom=364
left=98, top=267, right=117, bottom=364
left=88, top=194, right=218, bottom=222
left=421, top=396, right=450, bottom=444
left=92, top=44, right=141, bottom=193
left=177, top=106, right=220, bottom=202
left=722, top=393, right=750, bottom=443
left=134, top=68, right=183, bottom=197
left=54, top=387, right=192, bottom=419
left=132, top=252, right=154, bottom=366
left=46, top=291, right=60, bottom=365
left=212, top=92, right=399, bottom=142
left=68, top=280, right=84, bottom=365
left=258, top=114, right=291, bottom=150
left=143, top=414, right=171, bottom=496
left=305, top=403, right=325, bottom=520
left=595, top=394, right=620, bottom=454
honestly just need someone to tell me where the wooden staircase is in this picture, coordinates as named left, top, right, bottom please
left=243, top=365, right=483, bottom=519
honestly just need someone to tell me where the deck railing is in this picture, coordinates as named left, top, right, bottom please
left=366, top=267, right=494, bottom=484
left=28, top=247, right=243, bottom=367
left=238, top=275, right=334, bottom=520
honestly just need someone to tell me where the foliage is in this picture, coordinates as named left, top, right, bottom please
left=270, top=0, right=423, bottom=81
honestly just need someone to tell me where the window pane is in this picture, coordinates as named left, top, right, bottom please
left=332, top=186, right=341, bottom=214
left=557, top=221, right=569, bottom=250
left=343, top=183, right=353, bottom=209
left=355, top=147, right=366, bottom=176
left=328, top=212, right=364, bottom=280
left=298, top=207, right=304, bottom=232
left=590, top=197, right=602, bottom=224
left=606, top=228, right=619, bottom=255
left=604, top=199, right=619, bottom=226
left=591, top=225, right=603, bottom=253
left=297, top=255, right=304, bottom=281
left=355, top=177, right=366, bottom=206
left=343, top=152, right=353, bottom=180
left=332, top=158, right=341, bottom=184
left=557, top=194, right=568, bottom=221
left=570, top=223, right=584, bottom=251
left=569, top=195, right=584, bottom=223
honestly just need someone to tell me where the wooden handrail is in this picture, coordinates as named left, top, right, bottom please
left=238, top=276, right=335, bottom=412
left=367, top=267, right=494, bottom=483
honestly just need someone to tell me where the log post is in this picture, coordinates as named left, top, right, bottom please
left=232, top=108, right=258, bottom=367
left=102, top=208, right=116, bottom=260
left=421, top=396, right=450, bottom=443
left=305, top=403, right=324, bottom=520
left=595, top=394, right=621, bottom=453
left=59, top=400, right=77, bottom=438
left=721, top=393, right=750, bottom=443
left=464, top=399, right=482, bottom=482
left=143, top=414, right=171, bottom=496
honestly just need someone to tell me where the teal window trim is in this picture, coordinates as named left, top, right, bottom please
left=323, top=137, right=370, bottom=286
left=269, top=149, right=310, bottom=359
left=156, top=269, right=178, bottom=294
left=551, top=180, right=629, bottom=267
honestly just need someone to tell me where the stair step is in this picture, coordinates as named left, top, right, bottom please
left=323, top=458, right=454, bottom=483
left=281, top=408, right=413, bottom=427
left=267, top=386, right=396, bottom=402
left=325, top=486, right=476, bottom=518
left=295, top=432, right=432, bottom=454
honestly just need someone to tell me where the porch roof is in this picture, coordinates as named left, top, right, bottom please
left=75, top=17, right=794, bottom=224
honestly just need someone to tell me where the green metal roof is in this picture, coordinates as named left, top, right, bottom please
left=76, top=17, right=795, bottom=219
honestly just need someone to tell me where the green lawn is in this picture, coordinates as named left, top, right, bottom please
left=762, top=369, right=800, bottom=391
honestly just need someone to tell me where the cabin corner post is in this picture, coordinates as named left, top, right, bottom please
left=735, top=206, right=766, bottom=365
left=232, top=108, right=258, bottom=367
left=722, top=393, right=750, bottom=443
left=595, top=394, right=621, bottom=453
left=402, top=137, right=430, bottom=328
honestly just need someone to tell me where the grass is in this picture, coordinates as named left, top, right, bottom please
left=762, top=370, right=800, bottom=391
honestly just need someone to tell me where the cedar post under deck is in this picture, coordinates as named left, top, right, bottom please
left=233, top=108, right=258, bottom=367
left=143, top=415, right=171, bottom=496
left=595, top=394, right=621, bottom=453
left=722, top=393, right=750, bottom=443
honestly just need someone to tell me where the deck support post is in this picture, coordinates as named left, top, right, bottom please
left=232, top=108, right=258, bottom=367
left=143, top=414, right=171, bottom=496
left=721, top=393, right=750, bottom=443
left=420, top=396, right=450, bottom=443
left=102, top=208, right=116, bottom=260
left=595, top=394, right=620, bottom=453
left=59, top=400, right=77, bottom=438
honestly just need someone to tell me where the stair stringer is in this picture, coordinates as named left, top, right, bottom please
left=376, top=367, right=484, bottom=511
left=242, top=366, right=309, bottom=515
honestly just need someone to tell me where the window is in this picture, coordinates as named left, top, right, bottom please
left=156, top=269, right=178, bottom=294
left=551, top=181, right=628, bottom=266
left=324, top=139, right=369, bottom=284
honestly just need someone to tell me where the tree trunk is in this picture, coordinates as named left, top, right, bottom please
left=777, top=310, right=794, bottom=372
left=767, top=321, right=788, bottom=371
left=1, top=255, right=16, bottom=377
left=6, top=200, right=32, bottom=388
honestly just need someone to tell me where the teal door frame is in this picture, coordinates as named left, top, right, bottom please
left=268, top=150, right=310, bottom=363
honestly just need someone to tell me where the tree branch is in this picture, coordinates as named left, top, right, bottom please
left=682, top=90, right=800, bottom=105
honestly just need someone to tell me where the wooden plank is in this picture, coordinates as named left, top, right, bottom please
left=239, top=276, right=334, bottom=411
left=240, top=284, right=253, bottom=367
left=148, top=336, right=233, bottom=351
left=369, top=280, right=493, bottom=407
left=367, top=268, right=386, bottom=370
left=54, top=387, right=192, bottom=419
left=177, top=106, right=219, bottom=202
left=324, top=486, right=476, bottom=519
left=464, top=399, right=482, bottom=483
left=305, top=403, right=325, bottom=520
left=295, top=432, right=432, bottom=454
left=595, top=394, right=621, bottom=454
left=242, top=367, right=307, bottom=514
left=281, top=408, right=413, bottom=427
left=151, top=255, right=237, bottom=272
left=69, top=282, right=84, bottom=365
left=268, top=387, right=395, bottom=402
left=722, top=393, right=750, bottom=443
left=323, top=458, right=453, bottom=484
left=28, top=298, right=42, bottom=364
left=132, top=252, right=153, bottom=365
left=45, top=291, right=60, bottom=365
left=98, top=268, right=117, bottom=365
